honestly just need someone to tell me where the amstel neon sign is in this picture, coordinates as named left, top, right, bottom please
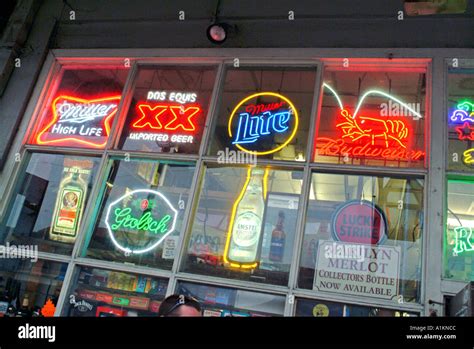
left=105, top=189, right=178, bottom=255
left=35, top=94, right=121, bottom=148
left=228, top=92, right=299, bottom=155
left=316, top=83, right=425, bottom=162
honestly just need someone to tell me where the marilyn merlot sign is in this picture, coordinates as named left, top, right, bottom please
left=105, top=189, right=178, bottom=255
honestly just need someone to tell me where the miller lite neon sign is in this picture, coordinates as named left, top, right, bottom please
left=228, top=92, right=299, bottom=156
left=35, top=94, right=121, bottom=148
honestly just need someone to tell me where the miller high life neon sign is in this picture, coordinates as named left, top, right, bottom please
left=316, top=83, right=425, bottom=163
left=35, top=94, right=121, bottom=148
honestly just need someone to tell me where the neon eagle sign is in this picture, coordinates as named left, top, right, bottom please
left=316, top=83, right=425, bottom=162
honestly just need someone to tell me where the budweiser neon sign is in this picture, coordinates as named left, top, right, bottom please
left=316, top=83, right=425, bottom=162
left=35, top=95, right=121, bottom=148
left=228, top=92, right=299, bottom=156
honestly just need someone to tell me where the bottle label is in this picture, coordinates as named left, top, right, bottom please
left=232, top=211, right=262, bottom=247
left=53, top=186, right=83, bottom=235
left=270, top=236, right=285, bottom=261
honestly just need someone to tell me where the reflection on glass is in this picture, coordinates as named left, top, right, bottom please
left=119, top=66, right=217, bottom=154
left=299, top=173, right=424, bottom=304
left=183, top=166, right=302, bottom=286
left=445, top=179, right=474, bottom=280
left=85, top=159, right=195, bottom=269
left=177, top=281, right=285, bottom=317
left=208, top=67, right=317, bottom=161
left=295, top=298, right=417, bottom=317
left=0, top=154, right=100, bottom=255
left=64, top=267, right=168, bottom=317
left=0, top=259, right=67, bottom=317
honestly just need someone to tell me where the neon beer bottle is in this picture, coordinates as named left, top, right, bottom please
left=49, top=167, right=87, bottom=243
left=227, top=168, right=265, bottom=266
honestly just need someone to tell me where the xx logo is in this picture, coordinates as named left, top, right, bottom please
left=133, top=103, right=201, bottom=132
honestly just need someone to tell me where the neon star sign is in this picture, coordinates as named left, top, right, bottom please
left=228, top=92, right=299, bottom=156
left=449, top=101, right=474, bottom=165
left=316, top=83, right=425, bottom=162
left=105, top=189, right=178, bottom=255
left=35, top=94, right=121, bottom=148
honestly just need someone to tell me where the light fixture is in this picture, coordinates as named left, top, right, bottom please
left=207, top=23, right=227, bottom=44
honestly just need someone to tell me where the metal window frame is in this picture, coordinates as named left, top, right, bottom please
left=0, top=47, right=463, bottom=317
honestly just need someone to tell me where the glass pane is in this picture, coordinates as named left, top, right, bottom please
left=84, top=159, right=195, bottom=269
left=208, top=67, right=317, bottom=161
left=0, top=153, right=100, bottom=255
left=299, top=173, right=424, bottom=304
left=445, top=179, right=474, bottom=280
left=315, top=68, right=426, bottom=168
left=64, top=266, right=168, bottom=317
left=30, top=68, right=128, bottom=149
left=118, top=66, right=217, bottom=154
left=177, top=281, right=285, bottom=316
left=447, top=62, right=474, bottom=171
left=182, top=165, right=303, bottom=286
left=295, top=298, right=417, bottom=317
left=0, top=259, right=67, bottom=317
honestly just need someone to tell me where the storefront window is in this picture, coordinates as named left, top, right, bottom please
left=0, top=259, right=67, bottom=317
left=29, top=67, right=128, bottom=149
left=177, top=281, right=285, bottom=316
left=0, top=153, right=100, bottom=255
left=118, top=65, right=217, bottom=153
left=445, top=178, right=474, bottom=280
left=64, top=266, right=168, bottom=317
left=84, top=159, right=195, bottom=269
left=299, top=173, right=424, bottom=304
left=182, top=165, right=302, bottom=286
left=295, top=298, right=417, bottom=316
left=208, top=67, right=317, bottom=161
left=314, top=63, right=427, bottom=168
left=447, top=60, right=474, bottom=171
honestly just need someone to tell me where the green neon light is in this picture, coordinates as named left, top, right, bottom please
left=453, top=226, right=474, bottom=254
left=111, top=207, right=171, bottom=234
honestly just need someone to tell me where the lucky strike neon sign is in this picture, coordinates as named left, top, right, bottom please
left=35, top=94, right=121, bottom=148
left=228, top=92, right=299, bottom=156
left=105, top=189, right=178, bottom=255
left=128, top=102, right=201, bottom=144
left=316, top=83, right=425, bottom=162
left=449, top=101, right=474, bottom=165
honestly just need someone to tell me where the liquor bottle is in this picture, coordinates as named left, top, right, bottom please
left=15, top=294, right=31, bottom=317
left=269, top=211, right=286, bottom=262
left=226, top=168, right=265, bottom=265
left=49, top=167, right=88, bottom=244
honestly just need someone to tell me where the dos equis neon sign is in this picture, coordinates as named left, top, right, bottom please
left=228, top=92, right=298, bottom=155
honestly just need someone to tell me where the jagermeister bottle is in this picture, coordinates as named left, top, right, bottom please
left=227, top=168, right=265, bottom=266
left=49, top=167, right=87, bottom=243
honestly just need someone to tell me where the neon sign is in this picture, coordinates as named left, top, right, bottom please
left=228, top=92, right=299, bottom=156
left=128, top=102, right=201, bottom=144
left=449, top=101, right=474, bottom=165
left=105, top=189, right=178, bottom=255
left=316, top=84, right=425, bottom=162
left=453, top=226, right=474, bottom=254
left=35, top=95, right=121, bottom=148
